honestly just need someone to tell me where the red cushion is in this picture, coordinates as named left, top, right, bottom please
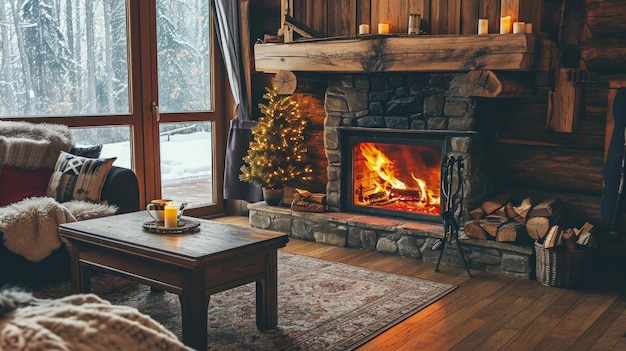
left=0, top=165, right=54, bottom=206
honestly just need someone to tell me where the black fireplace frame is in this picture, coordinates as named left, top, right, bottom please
left=339, top=127, right=475, bottom=223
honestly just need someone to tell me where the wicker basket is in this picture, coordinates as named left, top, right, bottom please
left=534, top=241, right=588, bottom=288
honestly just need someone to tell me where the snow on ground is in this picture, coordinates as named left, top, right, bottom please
left=100, top=131, right=213, bottom=182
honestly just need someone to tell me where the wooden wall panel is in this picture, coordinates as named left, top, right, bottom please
left=304, top=0, right=327, bottom=36
left=356, top=0, right=371, bottom=30
left=461, top=0, right=480, bottom=34
left=586, top=1, right=626, bottom=38
left=327, top=0, right=357, bottom=36
left=479, top=0, right=501, bottom=34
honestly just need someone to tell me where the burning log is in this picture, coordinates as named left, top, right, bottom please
left=363, top=191, right=387, bottom=204
left=389, top=188, right=423, bottom=202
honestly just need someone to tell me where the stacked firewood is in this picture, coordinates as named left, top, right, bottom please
left=463, top=194, right=596, bottom=248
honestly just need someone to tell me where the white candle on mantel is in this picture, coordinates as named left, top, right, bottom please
left=358, top=24, right=370, bottom=35
left=513, top=21, right=525, bottom=34
left=478, top=19, right=488, bottom=35
left=525, top=23, right=533, bottom=34
left=378, top=23, right=389, bottom=34
left=500, top=16, right=511, bottom=34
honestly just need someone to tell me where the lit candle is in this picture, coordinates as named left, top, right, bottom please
left=525, top=23, right=533, bottom=34
left=359, top=24, right=370, bottom=35
left=164, top=205, right=178, bottom=228
left=500, top=16, right=511, bottom=34
left=378, top=23, right=389, bottom=34
left=513, top=21, right=525, bottom=34
left=478, top=19, right=488, bottom=35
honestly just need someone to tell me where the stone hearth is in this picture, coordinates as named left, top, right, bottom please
left=248, top=202, right=534, bottom=277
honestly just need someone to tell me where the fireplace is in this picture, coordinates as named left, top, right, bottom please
left=340, top=128, right=447, bottom=222
left=247, top=73, right=535, bottom=278
left=322, top=73, right=490, bottom=223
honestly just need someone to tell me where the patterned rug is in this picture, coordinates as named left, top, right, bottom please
left=29, top=252, right=456, bottom=350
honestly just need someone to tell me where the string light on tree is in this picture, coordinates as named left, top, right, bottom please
left=240, top=84, right=313, bottom=191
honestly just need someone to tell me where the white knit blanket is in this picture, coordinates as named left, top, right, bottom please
left=0, top=294, right=193, bottom=351
left=0, top=198, right=117, bottom=262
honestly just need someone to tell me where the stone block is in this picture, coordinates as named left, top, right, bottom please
left=501, top=253, right=532, bottom=277
left=249, top=211, right=271, bottom=229
left=376, top=237, right=398, bottom=254
left=324, top=129, right=339, bottom=150
left=424, top=95, right=444, bottom=117
left=313, top=224, right=348, bottom=246
left=346, top=90, right=368, bottom=112
left=273, top=216, right=292, bottom=232
left=398, top=236, right=421, bottom=258
left=292, top=219, right=314, bottom=240
left=448, top=117, right=475, bottom=131
left=325, top=96, right=348, bottom=113
left=427, top=117, right=447, bottom=130
left=385, top=116, right=410, bottom=129
left=361, top=230, right=378, bottom=251
left=444, top=101, right=468, bottom=117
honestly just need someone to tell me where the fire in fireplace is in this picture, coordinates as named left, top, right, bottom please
left=341, top=128, right=448, bottom=222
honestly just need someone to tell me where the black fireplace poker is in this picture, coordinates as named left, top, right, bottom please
left=433, top=155, right=473, bottom=277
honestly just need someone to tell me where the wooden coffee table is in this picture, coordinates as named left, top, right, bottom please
left=58, top=211, right=289, bottom=351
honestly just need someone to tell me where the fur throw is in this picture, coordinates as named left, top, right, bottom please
left=0, top=198, right=118, bottom=262
left=0, top=292, right=193, bottom=351
left=0, top=120, right=73, bottom=170
left=61, top=200, right=118, bottom=221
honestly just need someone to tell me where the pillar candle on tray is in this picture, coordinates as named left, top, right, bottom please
left=164, top=205, right=178, bottom=228
left=500, top=16, right=511, bottom=34
left=378, top=23, right=389, bottom=34
left=478, top=19, right=488, bottom=34
left=358, top=24, right=370, bottom=35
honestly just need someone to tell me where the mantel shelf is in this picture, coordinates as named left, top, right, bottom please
left=254, top=34, right=556, bottom=74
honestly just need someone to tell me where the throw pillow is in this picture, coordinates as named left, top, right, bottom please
left=0, top=165, right=54, bottom=206
left=46, top=151, right=116, bottom=203
left=69, top=144, right=103, bottom=159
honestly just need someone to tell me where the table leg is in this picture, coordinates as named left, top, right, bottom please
left=180, top=271, right=208, bottom=350
left=256, top=250, right=278, bottom=330
left=67, top=242, right=90, bottom=294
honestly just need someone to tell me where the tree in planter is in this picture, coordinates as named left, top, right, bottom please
left=240, top=84, right=313, bottom=204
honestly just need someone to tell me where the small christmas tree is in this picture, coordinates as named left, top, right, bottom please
left=240, top=84, right=313, bottom=189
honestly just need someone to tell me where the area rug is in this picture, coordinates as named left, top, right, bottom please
left=28, top=252, right=456, bottom=351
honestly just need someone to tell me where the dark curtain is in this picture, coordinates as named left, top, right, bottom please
left=601, top=88, right=626, bottom=227
left=211, top=0, right=262, bottom=202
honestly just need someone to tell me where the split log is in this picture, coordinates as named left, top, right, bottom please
left=528, top=197, right=562, bottom=218
left=480, top=194, right=512, bottom=216
left=482, top=217, right=508, bottom=238
left=464, top=220, right=489, bottom=239
left=561, top=229, right=578, bottom=251
left=513, top=197, right=533, bottom=219
left=469, top=207, right=484, bottom=220
left=460, top=70, right=534, bottom=98
left=526, top=216, right=557, bottom=240
left=543, top=225, right=561, bottom=249
left=496, top=221, right=527, bottom=243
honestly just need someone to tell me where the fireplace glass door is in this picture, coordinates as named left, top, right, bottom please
left=342, top=131, right=445, bottom=222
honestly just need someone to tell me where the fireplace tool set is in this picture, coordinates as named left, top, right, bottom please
left=433, top=155, right=473, bottom=277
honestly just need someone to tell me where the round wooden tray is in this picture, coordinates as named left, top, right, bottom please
left=142, top=218, right=201, bottom=234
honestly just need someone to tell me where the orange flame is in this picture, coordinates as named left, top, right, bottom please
left=359, top=143, right=439, bottom=208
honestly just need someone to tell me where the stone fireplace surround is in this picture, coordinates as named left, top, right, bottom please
left=249, top=73, right=534, bottom=278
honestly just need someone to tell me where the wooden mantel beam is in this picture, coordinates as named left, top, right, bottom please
left=254, top=34, right=555, bottom=73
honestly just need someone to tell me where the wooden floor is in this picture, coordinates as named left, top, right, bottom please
left=213, top=215, right=626, bottom=351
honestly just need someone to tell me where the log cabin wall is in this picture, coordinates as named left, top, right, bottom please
left=245, top=0, right=626, bottom=243
left=288, top=0, right=543, bottom=37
